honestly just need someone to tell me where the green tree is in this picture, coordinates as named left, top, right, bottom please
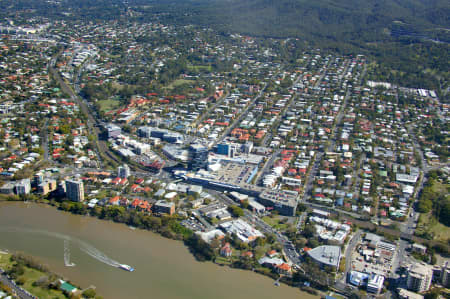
left=228, top=205, right=244, bottom=217
left=82, top=289, right=97, bottom=298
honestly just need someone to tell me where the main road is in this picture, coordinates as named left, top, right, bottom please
left=0, top=270, right=36, bottom=299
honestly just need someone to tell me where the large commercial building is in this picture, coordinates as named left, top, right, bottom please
left=138, top=127, right=183, bottom=144
left=407, top=262, right=433, bottom=293
left=307, top=245, right=341, bottom=269
left=219, top=219, right=264, bottom=243
left=259, top=189, right=298, bottom=216
left=65, top=179, right=85, bottom=202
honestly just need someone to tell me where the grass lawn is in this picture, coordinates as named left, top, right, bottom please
left=188, top=65, right=212, bottom=72
left=215, top=256, right=232, bottom=265
left=0, top=252, right=67, bottom=299
left=97, top=98, right=121, bottom=112
left=165, top=79, right=195, bottom=90
left=417, top=213, right=450, bottom=242
left=261, top=216, right=289, bottom=231
left=21, top=268, right=66, bottom=299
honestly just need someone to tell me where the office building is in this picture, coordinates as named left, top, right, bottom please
left=189, top=144, right=208, bottom=170
left=65, top=179, right=85, bottom=202
left=259, top=189, right=298, bottom=216
left=217, top=143, right=231, bottom=156
left=118, top=164, right=131, bottom=178
left=105, top=123, right=121, bottom=138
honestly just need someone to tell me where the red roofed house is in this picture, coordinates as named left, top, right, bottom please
left=276, top=263, right=291, bottom=275
left=267, top=250, right=278, bottom=258
left=109, top=196, right=120, bottom=206
left=130, top=198, right=141, bottom=209
left=220, top=243, right=232, bottom=257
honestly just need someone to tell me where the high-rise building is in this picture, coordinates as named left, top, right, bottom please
left=442, top=262, right=450, bottom=288
left=407, top=262, right=433, bottom=293
left=15, top=179, right=31, bottom=195
left=189, top=144, right=208, bottom=170
left=38, top=179, right=57, bottom=195
left=33, top=173, right=44, bottom=187
left=65, top=179, right=85, bottom=202
left=242, top=141, right=253, bottom=154
left=118, top=164, right=131, bottom=178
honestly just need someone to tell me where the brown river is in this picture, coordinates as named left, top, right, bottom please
left=0, top=202, right=316, bottom=299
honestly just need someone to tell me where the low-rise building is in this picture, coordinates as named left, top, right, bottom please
left=154, top=200, right=175, bottom=215
left=219, top=219, right=264, bottom=243
left=220, top=242, right=232, bottom=257
left=367, top=273, right=384, bottom=294
left=397, top=288, right=424, bottom=299
left=411, top=243, right=427, bottom=255
left=0, top=182, right=15, bottom=194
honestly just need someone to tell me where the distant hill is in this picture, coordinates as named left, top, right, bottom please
left=137, top=0, right=449, bottom=42
left=1, top=0, right=446, bottom=90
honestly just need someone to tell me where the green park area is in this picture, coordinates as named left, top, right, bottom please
left=415, top=175, right=450, bottom=242
left=97, top=98, right=121, bottom=113
left=0, top=252, right=66, bottom=299
left=262, top=216, right=289, bottom=231
left=165, top=79, right=195, bottom=90
left=0, top=252, right=101, bottom=299
left=416, top=213, right=450, bottom=243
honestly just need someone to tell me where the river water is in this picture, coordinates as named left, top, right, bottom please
left=0, top=202, right=316, bottom=299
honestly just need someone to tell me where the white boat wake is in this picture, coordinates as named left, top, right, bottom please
left=64, top=239, right=76, bottom=267
left=0, top=227, right=122, bottom=268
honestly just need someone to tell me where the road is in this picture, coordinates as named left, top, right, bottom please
left=50, top=52, right=155, bottom=172
left=302, top=152, right=323, bottom=201
left=341, top=230, right=363, bottom=283
left=0, top=271, right=36, bottom=299
left=254, top=148, right=282, bottom=186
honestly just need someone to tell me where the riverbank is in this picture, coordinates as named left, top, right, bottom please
left=0, top=251, right=100, bottom=299
left=0, top=201, right=319, bottom=299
